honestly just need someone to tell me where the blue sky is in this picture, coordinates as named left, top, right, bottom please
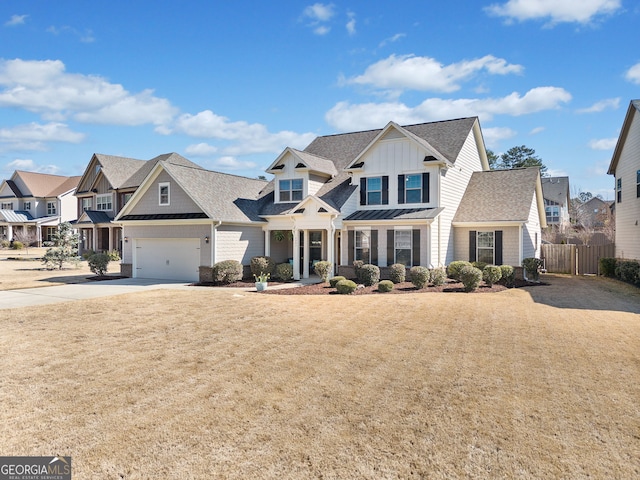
left=0, top=0, right=638, bottom=199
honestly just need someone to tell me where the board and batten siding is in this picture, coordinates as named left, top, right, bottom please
left=128, top=170, right=202, bottom=215
left=614, top=109, right=640, bottom=260
left=216, top=225, right=264, bottom=265
left=438, top=129, right=485, bottom=265
left=122, top=224, right=211, bottom=265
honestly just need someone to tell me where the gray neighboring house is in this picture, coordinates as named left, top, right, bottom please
left=111, top=116, right=546, bottom=282
left=541, top=176, right=571, bottom=232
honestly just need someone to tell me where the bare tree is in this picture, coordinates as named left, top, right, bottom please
left=13, top=228, right=38, bottom=254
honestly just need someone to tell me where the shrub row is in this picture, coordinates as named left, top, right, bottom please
left=600, top=257, right=640, bottom=286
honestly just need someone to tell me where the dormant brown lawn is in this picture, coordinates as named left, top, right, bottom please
left=0, top=270, right=639, bottom=479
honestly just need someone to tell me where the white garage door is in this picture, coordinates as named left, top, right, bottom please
left=134, top=238, right=200, bottom=281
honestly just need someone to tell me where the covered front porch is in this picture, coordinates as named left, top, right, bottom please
left=75, top=210, right=122, bottom=255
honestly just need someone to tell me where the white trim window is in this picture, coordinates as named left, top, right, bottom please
left=394, top=228, right=412, bottom=266
left=355, top=229, right=371, bottom=263
left=47, top=201, right=57, bottom=215
left=123, top=192, right=134, bottom=205
left=279, top=179, right=303, bottom=202
left=82, top=198, right=92, bottom=211
left=96, top=194, right=112, bottom=211
left=1, top=202, right=13, bottom=210
left=366, top=177, right=382, bottom=205
left=477, top=231, right=495, bottom=264
left=159, top=182, right=170, bottom=205
left=404, top=174, right=422, bottom=203
left=23, top=201, right=31, bottom=211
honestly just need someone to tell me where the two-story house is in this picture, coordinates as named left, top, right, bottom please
left=608, top=99, right=640, bottom=260
left=541, top=176, right=571, bottom=232
left=112, top=117, right=546, bottom=282
left=0, top=170, right=80, bottom=245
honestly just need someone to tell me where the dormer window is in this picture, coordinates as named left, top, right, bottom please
left=279, top=179, right=303, bottom=202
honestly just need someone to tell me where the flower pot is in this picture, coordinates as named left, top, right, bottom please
left=255, top=281, right=268, bottom=291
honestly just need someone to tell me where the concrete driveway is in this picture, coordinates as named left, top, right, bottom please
left=0, top=278, right=197, bottom=310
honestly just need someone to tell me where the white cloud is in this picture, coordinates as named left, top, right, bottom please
left=346, top=12, right=356, bottom=35
left=482, top=127, right=517, bottom=148
left=184, top=143, right=219, bottom=156
left=624, top=62, right=640, bottom=84
left=46, top=25, right=95, bottom=43
left=214, top=156, right=258, bottom=171
left=0, top=59, right=177, bottom=126
left=588, top=137, right=617, bottom=150
left=379, top=33, right=406, bottom=48
left=5, top=14, right=27, bottom=26
left=577, top=97, right=620, bottom=113
left=485, top=0, right=621, bottom=25
left=303, top=3, right=335, bottom=22
left=346, top=54, right=523, bottom=93
left=529, top=126, right=545, bottom=134
left=5, top=159, right=61, bottom=174
left=314, top=25, right=331, bottom=35
left=326, top=87, right=572, bottom=131
left=0, top=122, right=85, bottom=151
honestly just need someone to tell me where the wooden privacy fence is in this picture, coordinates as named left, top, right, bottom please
left=541, top=244, right=615, bottom=275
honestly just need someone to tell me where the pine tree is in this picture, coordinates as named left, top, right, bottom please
left=42, top=222, right=80, bottom=270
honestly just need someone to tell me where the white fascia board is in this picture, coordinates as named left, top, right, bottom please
left=452, top=221, right=525, bottom=228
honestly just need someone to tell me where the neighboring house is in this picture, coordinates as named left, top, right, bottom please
left=0, top=171, right=80, bottom=245
left=576, top=196, right=614, bottom=229
left=113, top=117, right=546, bottom=282
left=541, top=176, right=570, bottom=231
left=607, top=99, right=640, bottom=260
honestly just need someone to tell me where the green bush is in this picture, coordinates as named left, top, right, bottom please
left=447, top=260, right=472, bottom=281
left=81, top=249, right=96, bottom=260
left=212, top=260, right=243, bottom=284
left=499, top=265, right=515, bottom=287
left=522, top=258, right=543, bottom=281
left=360, top=264, right=380, bottom=286
left=275, top=263, right=293, bottom=282
left=336, top=279, right=357, bottom=294
left=599, top=257, right=617, bottom=277
left=430, top=267, right=447, bottom=286
left=460, top=265, right=483, bottom=292
left=329, top=276, right=346, bottom=288
left=409, top=266, right=430, bottom=289
left=1, top=239, right=9, bottom=248
left=107, top=250, right=121, bottom=261
left=388, top=263, right=406, bottom=283
left=314, top=261, right=332, bottom=282
left=11, top=241, right=23, bottom=250
left=250, top=256, right=275, bottom=277
left=472, top=261, right=487, bottom=271
left=482, top=265, right=502, bottom=287
left=352, top=260, right=365, bottom=282
left=87, top=252, right=111, bottom=276
left=615, top=260, right=640, bottom=285
left=378, top=280, right=394, bottom=292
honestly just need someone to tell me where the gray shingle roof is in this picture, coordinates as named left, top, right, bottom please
left=541, top=176, right=569, bottom=206
left=93, top=154, right=147, bottom=189
left=453, top=168, right=541, bottom=223
left=290, top=149, right=338, bottom=176
left=121, top=153, right=203, bottom=189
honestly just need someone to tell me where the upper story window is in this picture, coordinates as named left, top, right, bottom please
left=279, top=179, right=302, bottom=202
left=82, top=198, right=92, bottom=211
left=96, top=194, right=112, bottom=211
left=1, top=202, right=13, bottom=210
left=398, top=173, right=430, bottom=204
left=159, top=182, right=170, bottom=205
left=123, top=192, right=133, bottom=205
left=637, top=170, right=640, bottom=198
left=617, top=178, right=622, bottom=203
left=47, top=201, right=57, bottom=215
left=23, top=201, right=30, bottom=210
left=359, top=176, right=388, bottom=206
left=545, top=205, right=560, bottom=223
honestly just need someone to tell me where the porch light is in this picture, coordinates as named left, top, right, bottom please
left=124, top=237, right=128, bottom=243
left=205, top=235, right=209, bottom=244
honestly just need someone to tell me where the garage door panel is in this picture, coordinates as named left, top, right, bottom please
left=134, top=238, right=200, bottom=281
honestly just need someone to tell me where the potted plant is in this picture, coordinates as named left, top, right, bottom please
left=254, top=272, right=270, bottom=291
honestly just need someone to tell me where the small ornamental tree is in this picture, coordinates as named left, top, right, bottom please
left=42, top=222, right=80, bottom=270
left=87, top=252, right=111, bottom=276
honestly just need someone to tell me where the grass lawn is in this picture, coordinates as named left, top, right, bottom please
left=0, top=275, right=639, bottom=478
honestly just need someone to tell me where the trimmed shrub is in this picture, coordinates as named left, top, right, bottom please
left=314, top=261, right=332, bottom=282
left=11, top=241, right=23, bottom=250
left=212, top=260, right=243, bottom=284
left=82, top=249, right=96, bottom=260
left=87, top=252, right=111, bottom=276
left=250, top=256, right=275, bottom=277
left=472, top=261, right=487, bottom=271
left=447, top=260, right=472, bottom=281
left=430, top=267, right=447, bottom=286
left=352, top=260, right=365, bottom=282
left=275, top=263, right=293, bottom=282
left=482, top=265, right=502, bottom=287
left=378, top=280, right=394, bottom=292
left=336, top=279, right=357, bottom=294
left=460, top=265, right=483, bottom=292
left=329, top=276, right=346, bottom=288
left=615, top=260, right=640, bottom=285
left=409, top=266, right=431, bottom=289
left=360, top=264, right=380, bottom=286
left=599, top=257, right=617, bottom=278
left=107, top=250, right=121, bottom=261
left=522, top=257, right=543, bottom=281
left=388, top=263, right=406, bottom=284
left=1, top=239, right=9, bottom=248
left=499, top=265, right=515, bottom=287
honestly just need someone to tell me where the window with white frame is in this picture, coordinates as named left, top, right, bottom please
left=96, top=194, right=112, bottom=211
left=159, top=182, right=170, bottom=205
left=123, top=192, right=133, bottom=205
left=366, top=177, right=383, bottom=205
left=477, top=231, right=494, bottom=264
left=355, top=229, right=371, bottom=263
left=404, top=174, right=422, bottom=203
left=47, top=201, right=57, bottom=215
left=1, top=202, right=13, bottom=210
left=23, top=201, right=30, bottom=210
left=617, top=178, right=622, bottom=203
left=545, top=205, right=560, bottom=223
left=82, top=198, right=92, bottom=211
left=278, top=179, right=303, bottom=202
left=394, top=229, right=412, bottom=266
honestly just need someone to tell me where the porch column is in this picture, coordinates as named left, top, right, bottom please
left=108, top=226, right=114, bottom=251
left=303, top=229, right=310, bottom=279
left=326, top=226, right=335, bottom=278
left=92, top=225, right=97, bottom=251
left=264, top=229, right=271, bottom=257
left=36, top=225, right=42, bottom=247
left=7, top=224, right=13, bottom=241
left=292, top=227, right=300, bottom=280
